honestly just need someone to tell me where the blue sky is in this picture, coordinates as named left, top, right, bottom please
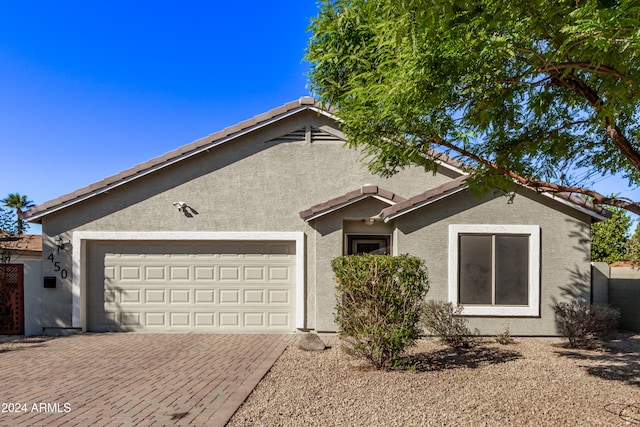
left=0, top=1, right=637, bottom=235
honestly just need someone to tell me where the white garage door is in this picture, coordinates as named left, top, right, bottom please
left=87, top=240, right=296, bottom=332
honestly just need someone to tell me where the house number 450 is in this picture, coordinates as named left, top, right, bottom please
left=47, top=253, right=69, bottom=279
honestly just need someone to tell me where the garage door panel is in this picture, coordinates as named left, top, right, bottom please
left=269, top=312, right=290, bottom=327
left=121, top=289, right=141, bottom=304
left=268, top=289, right=290, bottom=304
left=194, top=289, right=215, bottom=303
left=120, top=266, right=141, bottom=280
left=244, top=266, right=265, bottom=280
left=170, top=312, right=190, bottom=326
left=87, top=240, right=296, bottom=332
left=170, top=289, right=190, bottom=303
left=194, top=312, right=215, bottom=326
left=121, top=312, right=142, bottom=326
left=219, top=266, right=240, bottom=280
left=145, top=266, right=165, bottom=280
left=244, top=289, right=264, bottom=304
left=269, top=266, right=289, bottom=281
left=219, top=312, right=240, bottom=327
left=219, top=289, right=240, bottom=304
left=169, top=266, right=190, bottom=280
left=194, top=267, right=214, bottom=280
left=145, top=289, right=166, bottom=303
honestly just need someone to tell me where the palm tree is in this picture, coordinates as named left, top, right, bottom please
left=1, top=193, right=34, bottom=235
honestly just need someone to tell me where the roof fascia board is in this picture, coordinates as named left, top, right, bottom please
left=540, top=192, right=608, bottom=221
left=28, top=105, right=334, bottom=222
left=383, top=186, right=468, bottom=222
left=304, top=194, right=397, bottom=222
left=383, top=184, right=607, bottom=222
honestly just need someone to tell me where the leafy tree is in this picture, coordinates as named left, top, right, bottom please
left=591, top=206, right=632, bottom=263
left=0, top=205, right=21, bottom=263
left=626, top=222, right=640, bottom=264
left=1, top=193, right=33, bottom=235
left=307, top=0, right=640, bottom=214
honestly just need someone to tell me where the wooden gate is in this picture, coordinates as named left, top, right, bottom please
left=0, top=264, right=24, bottom=335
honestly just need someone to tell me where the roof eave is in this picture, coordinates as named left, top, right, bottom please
left=541, top=192, right=609, bottom=222
left=382, top=186, right=468, bottom=222
left=26, top=100, right=334, bottom=222
left=301, top=194, right=400, bottom=222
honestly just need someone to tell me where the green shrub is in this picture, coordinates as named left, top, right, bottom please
left=422, top=300, right=474, bottom=348
left=553, top=302, right=620, bottom=348
left=331, top=254, right=429, bottom=370
left=494, top=324, right=515, bottom=345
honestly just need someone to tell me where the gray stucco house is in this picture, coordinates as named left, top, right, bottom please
left=25, top=97, right=607, bottom=336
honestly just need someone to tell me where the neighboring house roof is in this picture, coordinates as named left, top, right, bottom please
left=0, top=234, right=42, bottom=258
left=299, top=185, right=406, bottom=221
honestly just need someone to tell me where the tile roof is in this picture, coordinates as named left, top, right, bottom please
left=25, top=97, right=333, bottom=222
left=0, top=234, right=42, bottom=255
left=23, top=96, right=610, bottom=223
left=379, top=176, right=610, bottom=222
left=380, top=176, right=469, bottom=221
left=300, top=185, right=406, bottom=221
left=547, top=192, right=611, bottom=220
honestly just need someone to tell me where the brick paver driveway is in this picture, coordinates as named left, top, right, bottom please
left=0, top=333, right=295, bottom=426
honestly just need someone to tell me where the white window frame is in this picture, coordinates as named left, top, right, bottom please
left=448, top=224, right=540, bottom=316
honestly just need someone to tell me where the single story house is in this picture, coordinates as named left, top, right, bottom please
left=24, top=97, right=608, bottom=336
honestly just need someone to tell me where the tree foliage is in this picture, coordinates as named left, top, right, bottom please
left=0, top=205, right=20, bottom=263
left=591, top=206, right=632, bottom=263
left=307, top=0, right=640, bottom=214
left=1, top=193, right=33, bottom=235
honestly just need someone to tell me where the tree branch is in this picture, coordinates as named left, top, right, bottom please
left=550, top=73, right=640, bottom=175
left=540, top=62, right=630, bottom=81
left=427, top=135, right=640, bottom=215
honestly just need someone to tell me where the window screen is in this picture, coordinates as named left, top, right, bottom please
left=458, top=234, right=529, bottom=306
left=495, top=235, right=529, bottom=305
left=459, top=235, right=492, bottom=304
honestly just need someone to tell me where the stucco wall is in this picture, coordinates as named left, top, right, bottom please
left=312, top=198, right=394, bottom=331
left=39, top=110, right=454, bottom=332
left=22, top=259, right=42, bottom=336
left=591, top=262, right=609, bottom=305
left=607, top=267, right=640, bottom=332
left=392, top=188, right=592, bottom=336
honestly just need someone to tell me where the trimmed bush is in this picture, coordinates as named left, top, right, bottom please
left=331, top=254, right=429, bottom=370
left=422, top=300, right=474, bottom=348
left=553, top=302, right=620, bottom=348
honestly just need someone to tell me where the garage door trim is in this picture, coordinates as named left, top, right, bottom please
left=72, top=231, right=305, bottom=331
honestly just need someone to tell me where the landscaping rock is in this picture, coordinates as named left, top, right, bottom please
left=295, top=333, right=326, bottom=351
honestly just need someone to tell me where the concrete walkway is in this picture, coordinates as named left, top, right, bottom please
left=0, top=333, right=295, bottom=426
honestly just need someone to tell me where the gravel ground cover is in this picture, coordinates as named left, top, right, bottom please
left=228, top=333, right=640, bottom=426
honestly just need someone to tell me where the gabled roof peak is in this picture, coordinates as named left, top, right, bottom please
left=300, top=185, right=406, bottom=221
left=26, top=97, right=331, bottom=222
